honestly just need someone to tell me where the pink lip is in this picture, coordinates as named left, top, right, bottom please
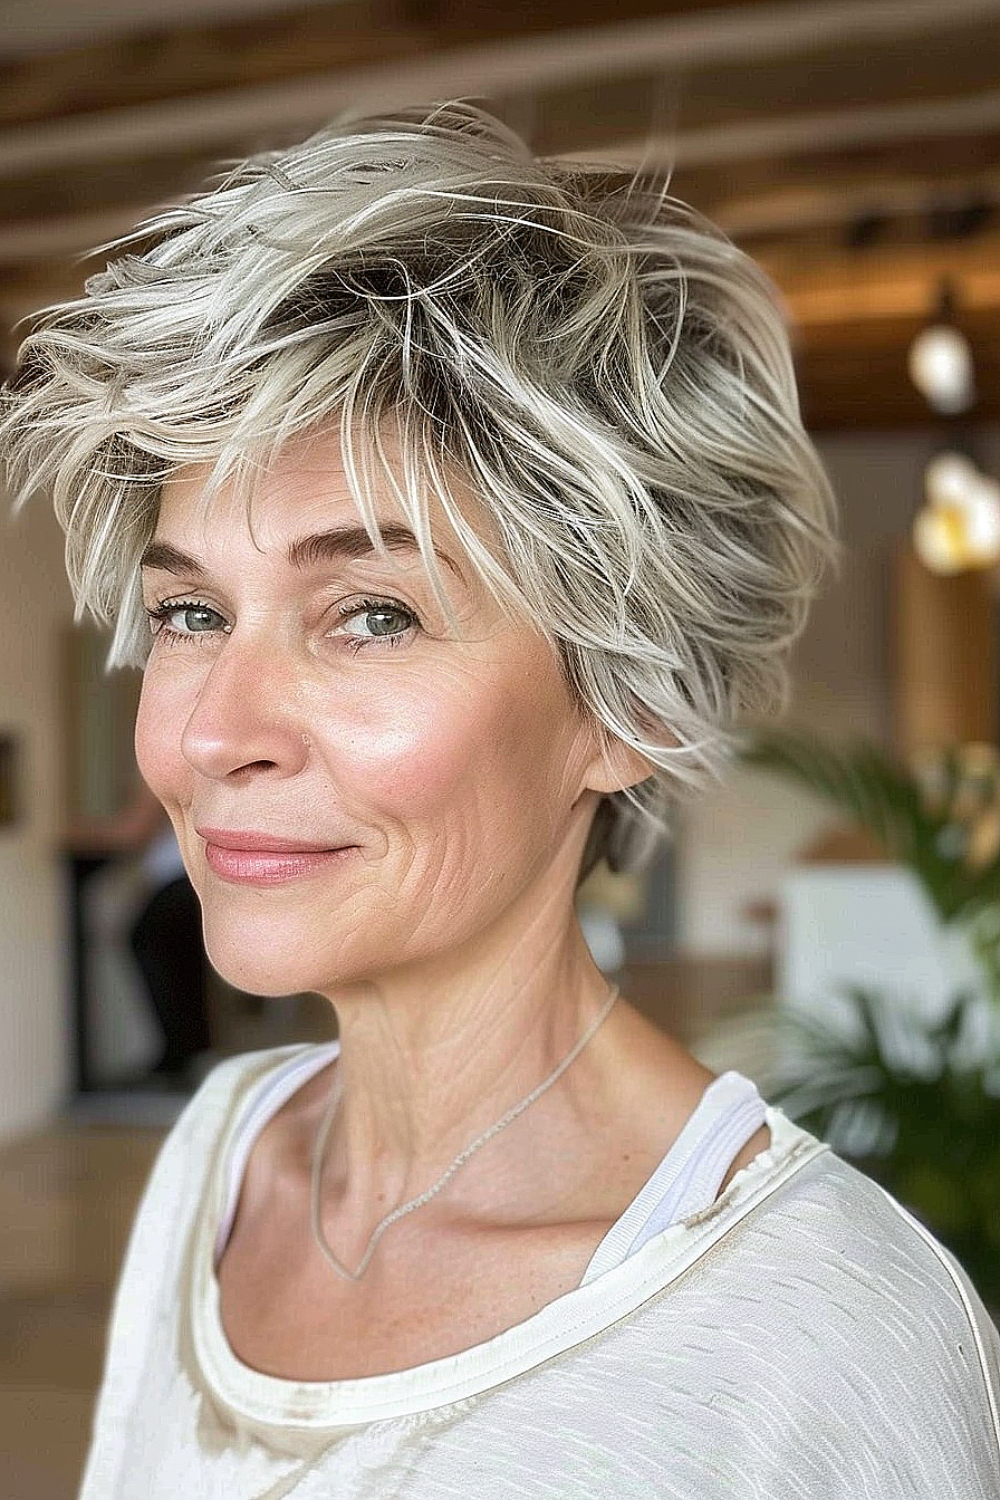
left=195, top=827, right=358, bottom=886
left=203, top=844, right=356, bottom=885
left=196, top=827, right=345, bottom=852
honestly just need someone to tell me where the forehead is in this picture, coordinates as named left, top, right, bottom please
left=156, top=429, right=489, bottom=565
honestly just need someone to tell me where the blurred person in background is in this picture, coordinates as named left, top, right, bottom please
left=3, top=103, right=998, bottom=1499
left=65, top=780, right=211, bottom=1083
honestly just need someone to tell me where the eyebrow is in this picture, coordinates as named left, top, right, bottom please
left=139, top=524, right=464, bottom=581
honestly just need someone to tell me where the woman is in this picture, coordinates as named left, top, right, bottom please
left=3, top=104, right=998, bottom=1497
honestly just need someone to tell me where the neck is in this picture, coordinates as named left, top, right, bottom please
left=312, top=902, right=621, bottom=1238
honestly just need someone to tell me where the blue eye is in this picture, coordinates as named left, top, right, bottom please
left=143, top=595, right=419, bottom=652
left=335, top=598, right=418, bottom=649
left=145, top=600, right=228, bottom=642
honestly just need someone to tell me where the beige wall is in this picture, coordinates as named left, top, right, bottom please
left=676, top=424, right=1000, bottom=955
left=0, top=493, right=74, bottom=1140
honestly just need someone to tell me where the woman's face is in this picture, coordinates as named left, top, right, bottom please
left=135, top=433, right=609, bottom=996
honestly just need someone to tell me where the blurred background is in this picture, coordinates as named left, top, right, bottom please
left=3, top=0, right=1000, bottom=1493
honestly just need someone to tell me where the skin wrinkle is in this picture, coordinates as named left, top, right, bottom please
left=135, top=429, right=656, bottom=1252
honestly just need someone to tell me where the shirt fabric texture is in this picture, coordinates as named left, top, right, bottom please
left=79, top=1043, right=1000, bottom=1499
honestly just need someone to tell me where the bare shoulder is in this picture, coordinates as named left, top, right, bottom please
left=600, top=998, right=772, bottom=1197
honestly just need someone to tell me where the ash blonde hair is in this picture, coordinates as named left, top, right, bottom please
left=0, top=102, right=837, bottom=878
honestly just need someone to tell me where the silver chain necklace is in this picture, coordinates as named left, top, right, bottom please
left=309, top=984, right=620, bottom=1281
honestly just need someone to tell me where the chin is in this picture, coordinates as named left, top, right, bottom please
left=200, top=916, right=340, bottom=999
left=205, top=947, right=308, bottom=999
left=195, top=862, right=382, bottom=996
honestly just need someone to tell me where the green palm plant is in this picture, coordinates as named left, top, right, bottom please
left=739, top=729, right=1000, bottom=1004
left=738, top=728, right=1000, bottom=1310
left=770, top=987, right=1000, bottom=1308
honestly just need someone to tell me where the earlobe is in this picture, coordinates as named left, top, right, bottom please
left=583, top=732, right=658, bottom=796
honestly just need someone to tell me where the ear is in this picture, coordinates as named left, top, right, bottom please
left=580, top=724, right=660, bottom=796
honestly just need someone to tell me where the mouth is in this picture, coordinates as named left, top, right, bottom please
left=195, top=827, right=358, bottom=885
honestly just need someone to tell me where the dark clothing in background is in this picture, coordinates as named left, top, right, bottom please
left=129, top=875, right=210, bottom=1076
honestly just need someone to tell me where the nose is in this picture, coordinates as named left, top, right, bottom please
left=180, top=637, right=311, bottom=782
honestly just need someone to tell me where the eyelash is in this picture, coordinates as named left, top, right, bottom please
left=143, top=596, right=420, bottom=654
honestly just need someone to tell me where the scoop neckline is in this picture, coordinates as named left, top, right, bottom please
left=189, top=1051, right=828, bottom=1429
left=211, top=1043, right=761, bottom=1278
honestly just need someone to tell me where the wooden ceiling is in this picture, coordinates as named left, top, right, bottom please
left=2, top=0, right=1000, bottom=429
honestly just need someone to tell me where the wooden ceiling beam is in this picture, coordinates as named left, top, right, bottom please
left=758, top=226, right=1000, bottom=298
left=675, top=124, right=1000, bottom=209
left=3, top=0, right=996, bottom=132
left=3, top=91, right=999, bottom=266
left=786, top=266, right=1000, bottom=327
left=0, top=0, right=996, bottom=178
left=796, top=305, right=1000, bottom=428
left=578, top=89, right=1000, bottom=176
left=2, top=0, right=1000, bottom=432
left=704, top=170, right=1000, bottom=243
left=527, top=14, right=1000, bottom=158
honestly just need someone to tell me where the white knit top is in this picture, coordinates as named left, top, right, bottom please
left=79, top=1044, right=1000, bottom=1499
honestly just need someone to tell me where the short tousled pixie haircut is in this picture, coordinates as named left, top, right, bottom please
left=0, top=101, right=836, bottom=880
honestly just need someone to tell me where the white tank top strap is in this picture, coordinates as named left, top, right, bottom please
left=579, top=1070, right=767, bottom=1286
left=212, top=1052, right=766, bottom=1285
left=213, top=1042, right=340, bottom=1267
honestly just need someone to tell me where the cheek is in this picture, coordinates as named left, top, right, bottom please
left=339, top=662, right=577, bottom=837
left=335, top=688, right=486, bottom=817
